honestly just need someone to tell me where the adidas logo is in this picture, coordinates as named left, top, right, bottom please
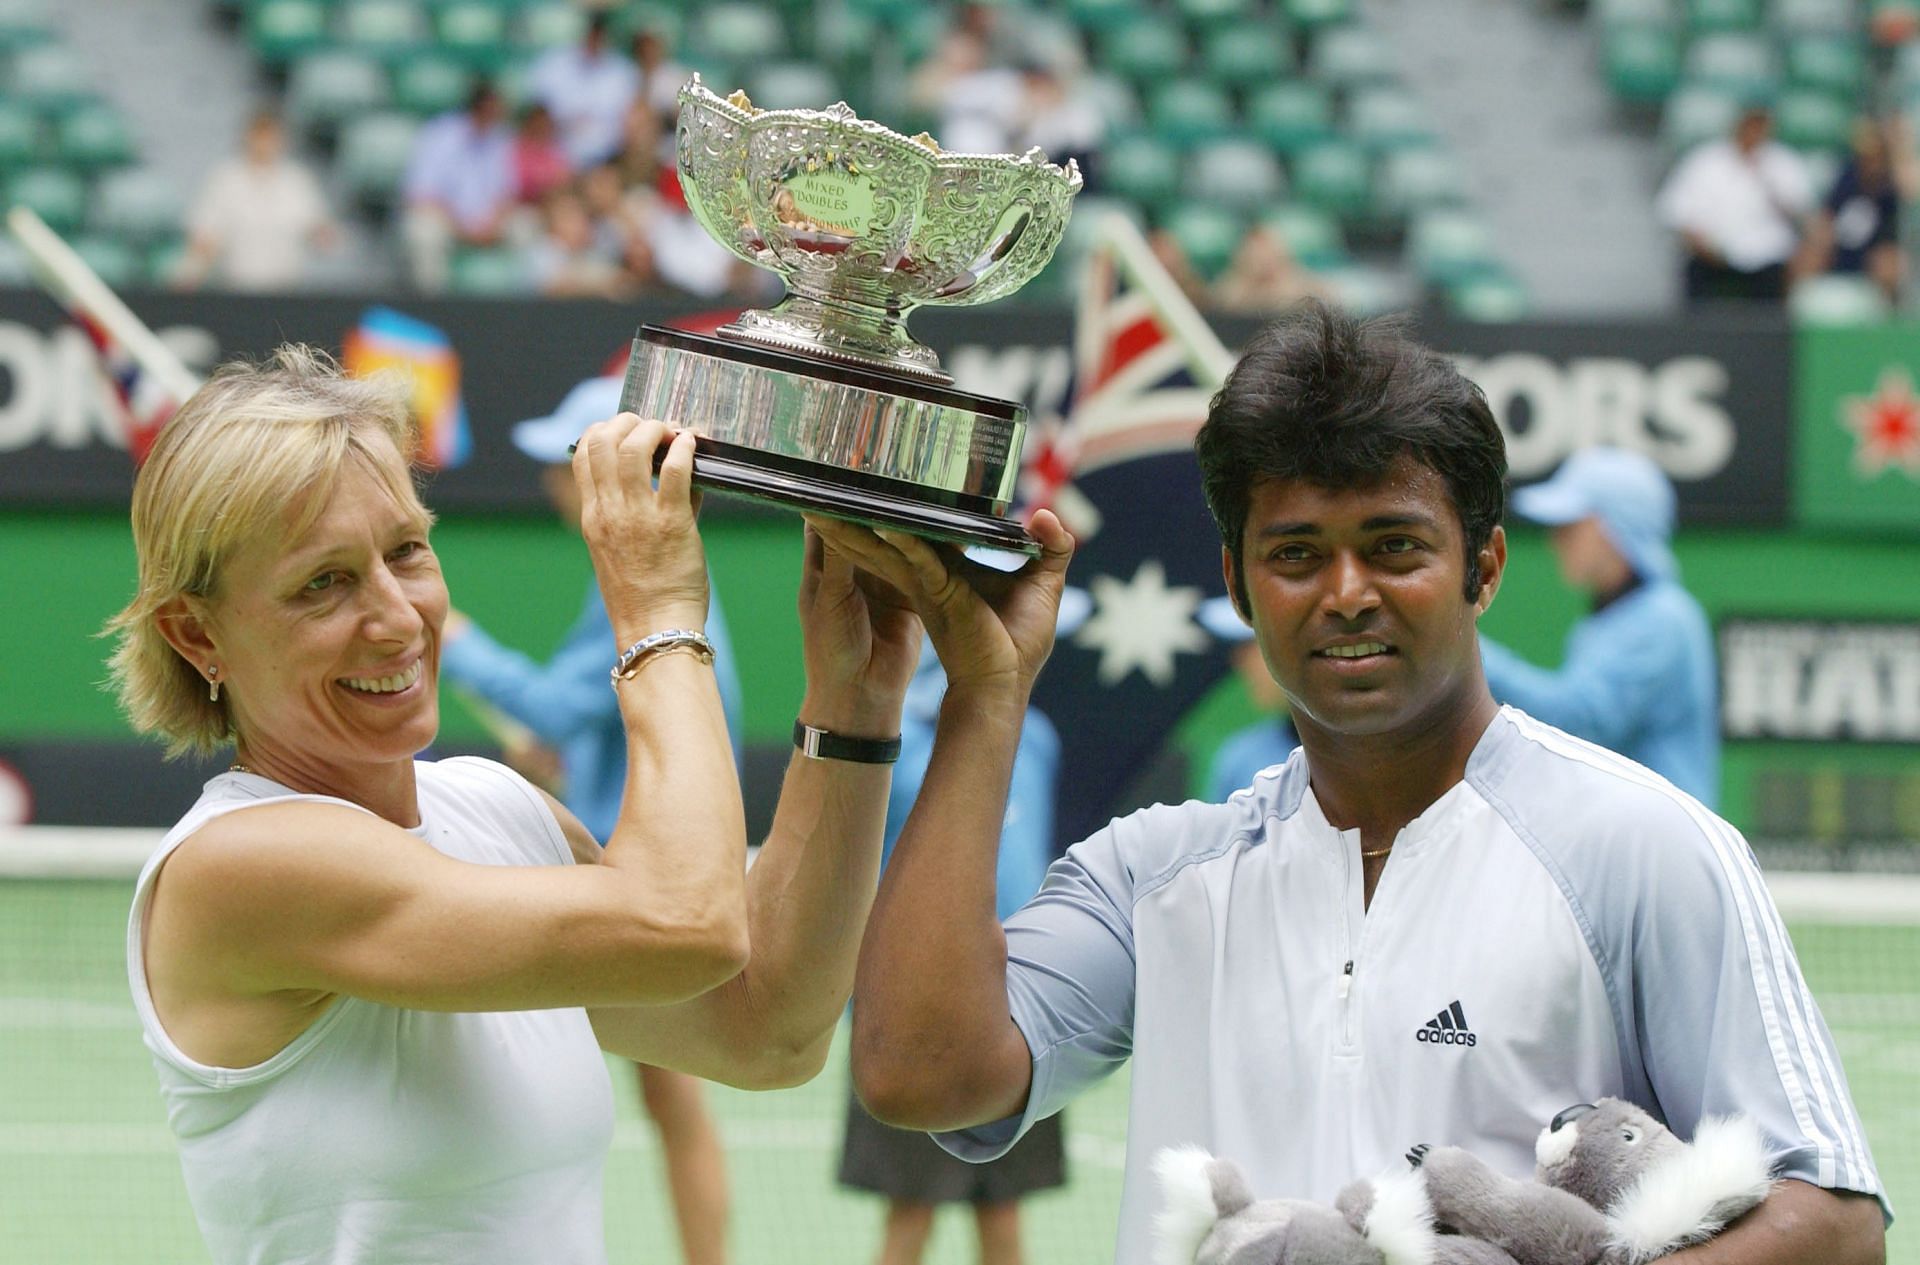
left=1415, top=1000, right=1477, bottom=1048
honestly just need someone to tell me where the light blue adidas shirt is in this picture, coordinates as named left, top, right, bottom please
left=936, top=707, right=1884, bottom=1264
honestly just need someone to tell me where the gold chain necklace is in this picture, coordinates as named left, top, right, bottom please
left=1360, top=844, right=1394, bottom=859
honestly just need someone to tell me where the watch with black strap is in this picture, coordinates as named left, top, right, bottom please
left=792, top=720, right=902, bottom=765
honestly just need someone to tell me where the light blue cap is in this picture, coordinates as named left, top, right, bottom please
left=511, top=376, right=627, bottom=465
left=1511, top=446, right=1678, bottom=581
left=1199, top=594, right=1254, bottom=643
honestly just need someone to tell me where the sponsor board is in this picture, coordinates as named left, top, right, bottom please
left=1721, top=616, right=1920, bottom=743
left=1794, top=324, right=1920, bottom=532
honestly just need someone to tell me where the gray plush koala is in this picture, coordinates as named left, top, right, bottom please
left=1406, top=1099, right=1775, bottom=1265
left=1151, top=1146, right=1518, bottom=1265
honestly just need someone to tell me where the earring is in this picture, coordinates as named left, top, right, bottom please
left=208, top=665, right=221, bottom=703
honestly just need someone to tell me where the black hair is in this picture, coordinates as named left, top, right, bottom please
left=1194, top=300, right=1507, bottom=611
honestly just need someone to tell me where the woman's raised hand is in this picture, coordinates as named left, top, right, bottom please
left=572, top=414, right=709, bottom=644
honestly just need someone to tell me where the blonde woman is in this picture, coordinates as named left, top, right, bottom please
left=110, top=347, right=921, bottom=1264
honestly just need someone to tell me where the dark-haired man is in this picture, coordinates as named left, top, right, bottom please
left=815, top=303, right=1885, bottom=1265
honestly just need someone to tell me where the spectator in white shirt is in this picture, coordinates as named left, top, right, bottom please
left=178, top=109, right=336, bottom=292
left=526, top=11, right=639, bottom=169
left=630, top=26, right=690, bottom=130
left=1657, top=105, right=1814, bottom=303
left=401, top=83, right=517, bottom=292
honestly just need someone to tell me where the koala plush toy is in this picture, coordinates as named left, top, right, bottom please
left=1407, top=1098, right=1776, bottom=1265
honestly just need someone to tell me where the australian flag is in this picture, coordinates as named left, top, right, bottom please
left=75, top=308, right=180, bottom=465
left=1021, top=214, right=1246, bottom=847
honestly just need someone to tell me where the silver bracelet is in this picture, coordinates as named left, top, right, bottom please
left=611, top=629, right=714, bottom=685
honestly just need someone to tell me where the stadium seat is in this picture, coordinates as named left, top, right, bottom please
left=1775, top=89, right=1853, bottom=150
left=1683, top=33, right=1781, bottom=97
left=1771, top=0, right=1860, bottom=37
left=1099, top=132, right=1182, bottom=209
left=8, top=45, right=93, bottom=113
left=1290, top=140, right=1373, bottom=219
left=1688, top=0, right=1765, bottom=32
left=1080, top=72, right=1144, bottom=131
left=1187, top=139, right=1287, bottom=210
left=55, top=103, right=134, bottom=170
left=516, top=2, right=588, bottom=53
left=1247, top=81, right=1335, bottom=153
left=336, top=0, right=429, bottom=64
left=1176, top=0, right=1258, bottom=29
left=286, top=50, right=392, bottom=138
left=749, top=63, right=841, bottom=110
left=1162, top=202, right=1245, bottom=278
left=71, top=235, right=141, bottom=291
left=1260, top=204, right=1349, bottom=268
left=1308, top=24, right=1399, bottom=86
left=1374, top=147, right=1468, bottom=217
left=1201, top=26, right=1295, bottom=87
left=145, top=236, right=188, bottom=287
left=1099, top=14, right=1191, bottom=81
left=90, top=167, right=184, bottom=245
left=1789, top=274, right=1891, bottom=323
left=1594, top=0, right=1680, bottom=26
left=1406, top=208, right=1498, bottom=284
left=1785, top=37, right=1865, bottom=96
left=336, top=111, right=420, bottom=209
left=6, top=165, right=86, bottom=234
left=0, top=0, right=54, bottom=52
left=1147, top=80, right=1236, bottom=145
left=449, top=245, right=530, bottom=294
left=1346, top=87, right=1439, bottom=151
left=1660, top=84, right=1742, bottom=153
left=0, top=100, right=41, bottom=170
left=1063, top=0, right=1146, bottom=32
left=689, top=3, right=786, bottom=65
left=1446, top=270, right=1530, bottom=322
left=1319, top=263, right=1410, bottom=315
left=1603, top=25, right=1683, bottom=102
left=1284, top=0, right=1355, bottom=29
left=392, top=55, right=474, bottom=118
left=247, top=0, right=331, bottom=67
left=435, top=3, right=512, bottom=72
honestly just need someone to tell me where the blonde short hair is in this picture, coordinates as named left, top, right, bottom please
left=104, top=345, right=428, bottom=757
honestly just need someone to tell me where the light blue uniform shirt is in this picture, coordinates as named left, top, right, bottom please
left=439, top=584, right=743, bottom=842
left=1480, top=577, right=1719, bottom=807
left=1203, top=717, right=1297, bottom=805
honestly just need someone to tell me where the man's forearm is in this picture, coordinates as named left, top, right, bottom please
left=852, top=683, right=1030, bottom=1124
left=1664, top=1180, right=1883, bottom=1265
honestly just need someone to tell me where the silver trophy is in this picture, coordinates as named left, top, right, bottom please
left=618, top=77, right=1082, bottom=553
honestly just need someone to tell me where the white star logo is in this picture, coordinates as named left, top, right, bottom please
left=1072, top=560, right=1210, bottom=687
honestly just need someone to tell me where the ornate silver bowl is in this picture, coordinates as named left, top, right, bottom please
left=676, top=75, right=1083, bottom=383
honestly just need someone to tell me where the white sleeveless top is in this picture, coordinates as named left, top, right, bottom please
left=126, top=757, right=616, bottom=1265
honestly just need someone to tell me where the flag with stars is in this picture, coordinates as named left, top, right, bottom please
left=1025, top=213, right=1245, bottom=846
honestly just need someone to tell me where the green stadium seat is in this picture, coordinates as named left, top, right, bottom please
left=1604, top=25, right=1683, bottom=103
left=336, top=0, right=429, bottom=63
left=55, top=103, right=134, bottom=170
left=1687, top=0, right=1763, bottom=31
left=1346, top=88, right=1439, bottom=151
left=1099, top=132, right=1182, bottom=209
left=6, top=165, right=85, bottom=234
left=1660, top=84, right=1742, bottom=153
left=1290, top=140, right=1372, bottom=218
left=748, top=63, right=840, bottom=110
left=1785, top=37, right=1864, bottom=97
left=145, top=236, right=188, bottom=287
left=247, top=0, right=330, bottom=67
left=1771, top=0, right=1860, bottom=37
left=1594, top=0, right=1680, bottom=26
left=8, top=45, right=93, bottom=113
left=689, top=3, right=786, bottom=64
left=1308, top=24, right=1398, bottom=86
left=1320, top=264, right=1410, bottom=316
left=436, top=2, right=512, bottom=72
left=844, top=0, right=921, bottom=20
left=617, top=3, right=687, bottom=46
left=1284, top=0, right=1355, bottom=29
left=450, top=245, right=530, bottom=294
left=1406, top=208, right=1499, bottom=284
left=1162, top=202, right=1245, bottom=279
left=1247, top=81, right=1335, bottom=153
left=1064, top=0, right=1147, bottom=32
left=1446, top=270, right=1530, bottom=322
left=90, top=167, right=183, bottom=245
left=1260, top=204, right=1348, bottom=268
left=337, top=111, right=420, bottom=208
left=1187, top=139, right=1286, bottom=209
left=1099, top=13, right=1191, bottom=81
left=1774, top=88, right=1853, bottom=150
left=0, top=0, right=53, bottom=52
left=71, top=235, right=141, bottom=291
left=1080, top=72, right=1143, bottom=131
left=1374, top=147, right=1468, bottom=217
left=393, top=55, right=475, bottom=117
left=1790, top=274, right=1890, bottom=323
left=286, top=50, right=392, bottom=137
left=0, top=99, right=42, bottom=170
left=516, top=2, right=587, bottom=52
left=1201, top=26, right=1295, bottom=88
left=1683, top=33, right=1780, bottom=97
left=1147, top=79, right=1236, bottom=144
left=1176, top=0, right=1258, bottom=29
